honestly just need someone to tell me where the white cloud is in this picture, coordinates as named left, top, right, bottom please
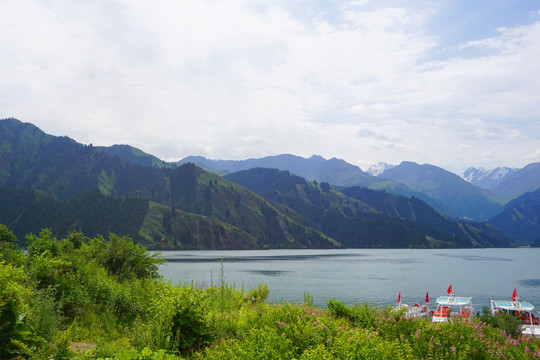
left=525, top=148, right=540, bottom=161
left=1, top=0, right=539, bottom=173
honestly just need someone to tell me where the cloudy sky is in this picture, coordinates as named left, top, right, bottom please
left=2, top=0, right=540, bottom=174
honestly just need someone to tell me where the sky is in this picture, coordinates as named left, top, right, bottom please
left=1, top=0, right=540, bottom=175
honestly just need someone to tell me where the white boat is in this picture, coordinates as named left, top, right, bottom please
left=490, top=288, right=540, bottom=337
left=394, top=303, right=430, bottom=318
left=393, top=291, right=430, bottom=318
left=432, top=285, right=473, bottom=323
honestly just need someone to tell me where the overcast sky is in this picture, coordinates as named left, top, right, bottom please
left=2, top=0, right=540, bottom=174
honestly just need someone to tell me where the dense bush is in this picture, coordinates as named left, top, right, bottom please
left=0, top=224, right=26, bottom=266
left=478, top=305, right=523, bottom=338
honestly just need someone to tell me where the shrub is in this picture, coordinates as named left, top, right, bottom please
left=26, top=228, right=59, bottom=257
left=246, top=284, right=269, bottom=303
left=86, top=234, right=165, bottom=281
left=0, top=225, right=25, bottom=266
left=0, top=262, right=31, bottom=307
left=327, top=298, right=351, bottom=319
left=0, top=300, right=43, bottom=359
left=28, top=286, right=61, bottom=341
left=478, top=305, right=522, bottom=338
left=131, top=284, right=212, bottom=354
left=327, top=299, right=379, bottom=330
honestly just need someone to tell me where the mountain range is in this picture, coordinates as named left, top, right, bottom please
left=177, top=155, right=540, bottom=222
left=462, top=166, right=517, bottom=190
left=1, top=118, right=539, bottom=247
left=377, top=161, right=504, bottom=221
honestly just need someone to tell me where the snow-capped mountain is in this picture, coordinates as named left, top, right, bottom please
left=366, top=162, right=395, bottom=176
left=462, top=167, right=516, bottom=190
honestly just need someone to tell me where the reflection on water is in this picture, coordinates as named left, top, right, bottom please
left=245, top=270, right=292, bottom=277
left=518, top=279, right=540, bottom=287
left=365, top=276, right=391, bottom=281
left=159, top=248, right=540, bottom=310
left=165, top=253, right=365, bottom=263
left=433, top=254, right=513, bottom=262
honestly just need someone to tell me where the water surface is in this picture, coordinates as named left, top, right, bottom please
left=159, top=248, right=540, bottom=311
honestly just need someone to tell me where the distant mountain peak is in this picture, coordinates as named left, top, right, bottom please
left=379, top=161, right=504, bottom=221
left=462, top=166, right=516, bottom=190
left=366, top=162, right=395, bottom=176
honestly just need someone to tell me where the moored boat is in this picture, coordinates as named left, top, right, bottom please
left=432, top=285, right=473, bottom=323
left=490, top=288, right=540, bottom=337
left=393, top=291, right=430, bottom=318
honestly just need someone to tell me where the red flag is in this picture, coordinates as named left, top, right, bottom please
left=425, top=292, right=429, bottom=303
left=511, top=287, right=517, bottom=302
left=397, top=291, right=401, bottom=303
left=447, top=284, right=453, bottom=295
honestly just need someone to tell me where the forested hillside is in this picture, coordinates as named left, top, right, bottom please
left=0, top=118, right=513, bottom=248
left=225, top=168, right=509, bottom=248
left=0, top=119, right=335, bottom=249
left=488, top=188, right=540, bottom=243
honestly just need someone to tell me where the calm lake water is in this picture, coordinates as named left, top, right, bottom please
left=158, top=248, right=540, bottom=312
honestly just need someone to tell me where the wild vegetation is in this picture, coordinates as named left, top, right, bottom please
left=1, top=224, right=538, bottom=359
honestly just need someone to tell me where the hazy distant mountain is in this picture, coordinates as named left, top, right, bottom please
left=379, top=161, right=504, bottom=221
left=179, top=154, right=377, bottom=187
left=179, top=154, right=540, bottom=205
left=98, top=144, right=173, bottom=168
left=491, top=162, right=540, bottom=202
left=462, top=167, right=516, bottom=190
left=178, top=154, right=445, bottom=211
left=366, top=162, right=395, bottom=176
left=488, top=188, right=540, bottom=242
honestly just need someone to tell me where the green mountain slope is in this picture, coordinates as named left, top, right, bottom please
left=488, top=188, right=540, bottom=242
left=128, top=163, right=339, bottom=249
left=0, top=187, right=260, bottom=249
left=342, top=186, right=509, bottom=247
left=0, top=118, right=511, bottom=249
left=225, top=168, right=509, bottom=248
left=98, top=144, right=174, bottom=168
left=0, top=118, right=336, bottom=249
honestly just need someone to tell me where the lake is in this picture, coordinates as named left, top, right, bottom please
left=158, top=248, right=540, bottom=312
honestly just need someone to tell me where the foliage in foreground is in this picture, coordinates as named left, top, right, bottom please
left=1, top=224, right=540, bottom=359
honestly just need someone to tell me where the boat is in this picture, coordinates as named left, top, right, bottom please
left=431, top=285, right=473, bottom=323
left=490, top=288, right=540, bottom=337
left=393, top=291, right=430, bottom=318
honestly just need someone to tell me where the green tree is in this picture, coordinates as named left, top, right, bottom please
left=0, top=224, right=17, bottom=243
left=0, top=224, right=25, bottom=266
left=26, top=228, right=59, bottom=257
left=89, top=233, right=165, bottom=281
